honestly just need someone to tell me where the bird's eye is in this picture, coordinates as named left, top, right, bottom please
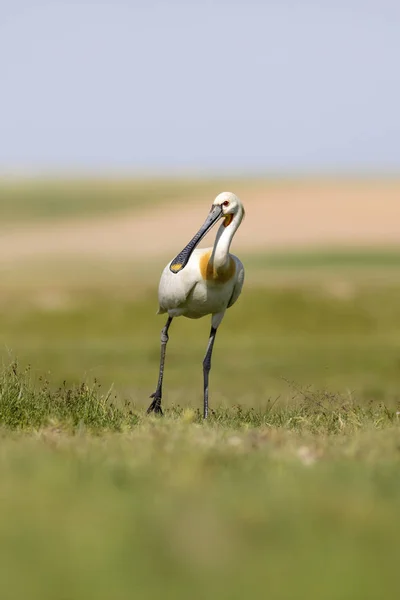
left=223, top=200, right=230, bottom=207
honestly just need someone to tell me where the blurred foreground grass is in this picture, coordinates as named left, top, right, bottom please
left=0, top=373, right=399, bottom=600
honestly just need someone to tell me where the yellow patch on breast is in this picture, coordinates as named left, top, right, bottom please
left=223, top=214, right=233, bottom=227
left=200, top=250, right=236, bottom=283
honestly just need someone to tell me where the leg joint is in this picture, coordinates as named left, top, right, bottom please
left=160, top=317, right=172, bottom=344
left=160, top=326, right=170, bottom=344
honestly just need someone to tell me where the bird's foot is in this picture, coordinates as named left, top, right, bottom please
left=147, top=392, right=164, bottom=416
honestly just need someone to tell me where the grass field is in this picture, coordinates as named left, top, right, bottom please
left=0, top=178, right=191, bottom=222
left=0, top=179, right=399, bottom=599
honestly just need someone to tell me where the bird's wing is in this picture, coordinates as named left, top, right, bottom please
left=157, top=262, right=198, bottom=313
left=227, top=257, right=245, bottom=308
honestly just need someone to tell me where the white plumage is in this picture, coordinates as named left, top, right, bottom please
left=158, top=248, right=244, bottom=324
left=147, top=191, right=245, bottom=418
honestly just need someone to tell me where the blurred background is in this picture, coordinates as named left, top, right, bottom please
left=1, top=3, right=400, bottom=600
left=0, top=0, right=400, bottom=406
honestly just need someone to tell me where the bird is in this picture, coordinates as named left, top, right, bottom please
left=147, top=191, right=245, bottom=419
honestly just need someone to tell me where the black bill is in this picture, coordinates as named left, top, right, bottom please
left=169, top=205, right=223, bottom=273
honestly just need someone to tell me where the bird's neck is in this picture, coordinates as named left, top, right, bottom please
left=211, top=209, right=243, bottom=271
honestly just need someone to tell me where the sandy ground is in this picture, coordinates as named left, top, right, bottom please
left=0, top=181, right=399, bottom=265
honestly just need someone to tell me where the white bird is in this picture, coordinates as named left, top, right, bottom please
left=147, top=191, right=245, bottom=419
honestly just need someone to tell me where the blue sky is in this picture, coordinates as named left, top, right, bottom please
left=1, top=0, right=399, bottom=174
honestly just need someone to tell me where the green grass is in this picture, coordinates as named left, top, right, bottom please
left=1, top=283, right=400, bottom=406
left=0, top=364, right=398, bottom=599
left=0, top=179, right=205, bottom=222
left=251, top=249, right=400, bottom=268
left=0, top=361, right=396, bottom=432
left=1, top=244, right=400, bottom=598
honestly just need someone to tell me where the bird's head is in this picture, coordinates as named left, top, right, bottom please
left=212, top=192, right=244, bottom=227
left=169, top=192, right=244, bottom=274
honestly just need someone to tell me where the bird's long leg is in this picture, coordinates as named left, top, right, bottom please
left=147, top=316, right=173, bottom=415
left=203, top=326, right=218, bottom=419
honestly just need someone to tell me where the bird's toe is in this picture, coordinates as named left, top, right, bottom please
left=147, top=393, right=163, bottom=416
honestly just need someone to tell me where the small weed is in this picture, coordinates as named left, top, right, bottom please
left=0, top=361, right=127, bottom=431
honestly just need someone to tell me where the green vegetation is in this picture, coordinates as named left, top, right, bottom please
left=0, top=361, right=397, bottom=432
left=0, top=362, right=398, bottom=600
left=1, top=176, right=400, bottom=598
left=253, top=248, right=400, bottom=268
left=2, top=283, right=400, bottom=404
left=0, top=363, right=398, bottom=599
left=0, top=178, right=201, bottom=222
left=0, top=272, right=399, bottom=598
